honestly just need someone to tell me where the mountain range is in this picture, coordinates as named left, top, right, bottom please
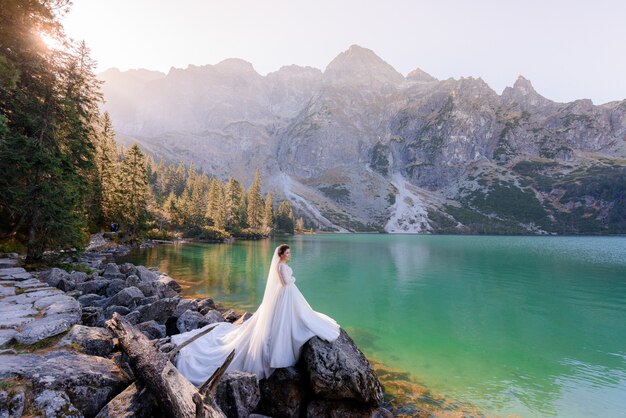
left=99, top=45, right=626, bottom=234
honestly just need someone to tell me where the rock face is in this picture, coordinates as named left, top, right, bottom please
left=215, top=372, right=261, bottom=418
left=256, top=367, right=307, bottom=418
left=0, top=350, right=131, bottom=417
left=302, top=329, right=384, bottom=405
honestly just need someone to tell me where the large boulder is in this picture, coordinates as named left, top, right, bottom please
left=125, top=275, right=156, bottom=297
left=176, top=310, right=208, bottom=333
left=0, top=350, right=131, bottom=417
left=105, top=279, right=127, bottom=297
left=256, top=367, right=307, bottom=418
left=102, top=263, right=125, bottom=280
left=106, top=287, right=143, bottom=308
left=55, top=325, right=114, bottom=357
left=41, top=268, right=70, bottom=288
left=135, top=297, right=179, bottom=324
left=136, top=320, right=166, bottom=340
left=15, top=294, right=82, bottom=345
left=302, top=329, right=384, bottom=406
left=78, top=293, right=105, bottom=307
left=81, top=306, right=104, bottom=327
left=157, top=274, right=182, bottom=292
left=76, top=280, right=109, bottom=296
left=204, top=310, right=226, bottom=325
left=135, top=266, right=158, bottom=283
left=173, top=298, right=198, bottom=317
left=34, top=389, right=83, bottom=418
left=215, top=372, right=260, bottom=418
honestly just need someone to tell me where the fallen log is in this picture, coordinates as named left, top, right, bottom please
left=106, top=313, right=233, bottom=418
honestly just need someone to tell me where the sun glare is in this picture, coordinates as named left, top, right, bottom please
left=39, top=31, right=64, bottom=51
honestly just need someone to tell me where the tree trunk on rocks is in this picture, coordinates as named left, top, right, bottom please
left=105, top=313, right=232, bottom=418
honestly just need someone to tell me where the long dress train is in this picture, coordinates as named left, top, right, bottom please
left=171, top=247, right=340, bottom=385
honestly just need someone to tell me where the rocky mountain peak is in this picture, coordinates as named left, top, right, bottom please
left=323, top=44, right=404, bottom=86
left=406, top=68, right=437, bottom=83
left=214, top=58, right=258, bottom=75
left=512, top=75, right=537, bottom=96
left=502, top=75, right=553, bottom=108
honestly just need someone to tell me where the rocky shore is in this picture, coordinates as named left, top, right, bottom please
left=0, top=252, right=393, bottom=417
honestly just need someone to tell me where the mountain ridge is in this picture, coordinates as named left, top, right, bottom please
left=99, top=45, right=626, bottom=234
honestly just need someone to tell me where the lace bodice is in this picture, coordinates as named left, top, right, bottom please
left=278, top=263, right=296, bottom=285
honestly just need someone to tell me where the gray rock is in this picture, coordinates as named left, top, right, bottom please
left=104, top=305, right=131, bottom=318
left=70, top=271, right=88, bottom=284
left=0, top=267, right=31, bottom=281
left=204, top=310, right=226, bottom=324
left=129, top=295, right=159, bottom=310
left=222, top=310, right=240, bottom=322
left=118, top=263, right=137, bottom=276
left=0, top=330, right=17, bottom=347
left=0, top=350, right=131, bottom=417
left=105, top=279, right=126, bottom=297
left=56, top=325, right=114, bottom=357
left=155, top=281, right=178, bottom=299
left=176, top=310, right=207, bottom=333
left=3, top=289, right=62, bottom=305
left=0, top=390, right=6, bottom=418
left=173, top=298, right=198, bottom=317
left=76, top=279, right=109, bottom=295
left=13, top=278, right=46, bottom=289
left=156, top=274, right=182, bottom=292
left=136, top=320, right=165, bottom=340
left=34, top=390, right=83, bottom=418
left=125, top=275, right=156, bottom=297
left=135, top=297, right=178, bottom=324
left=94, top=381, right=155, bottom=418
left=123, top=310, right=140, bottom=325
left=15, top=315, right=78, bottom=345
left=65, top=290, right=83, bottom=299
left=135, top=266, right=158, bottom=282
left=81, top=306, right=103, bottom=327
left=0, top=286, right=14, bottom=297
left=257, top=367, right=307, bottom=418
left=107, top=287, right=143, bottom=308
left=41, top=267, right=70, bottom=287
left=10, top=391, right=25, bottom=418
left=34, top=293, right=81, bottom=314
left=78, top=293, right=105, bottom=307
left=197, top=297, right=216, bottom=314
left=306, top=400, right=393, bottom=418
left=102, top=263, right=121, bottom=277
left=0, top=257, right=18, bottom=268
left=302, top=329, right=384, bottom=406
left=57, top=278, right=76, bottom=291
left=215, top=372, right=260, bottom=418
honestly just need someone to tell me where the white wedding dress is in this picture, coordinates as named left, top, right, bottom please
left=171, top=247, right=340, bottom=384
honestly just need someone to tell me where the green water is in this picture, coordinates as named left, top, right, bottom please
left=117, top=235, right=626, bottom=417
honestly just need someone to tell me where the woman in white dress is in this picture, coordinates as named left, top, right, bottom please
left=172, top=244, right=340, bottom=385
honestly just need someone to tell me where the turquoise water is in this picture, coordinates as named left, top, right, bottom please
left=117, top=235, right=626, bottom=417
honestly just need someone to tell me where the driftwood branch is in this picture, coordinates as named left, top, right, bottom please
left=106, top=313, right=229, bottom=418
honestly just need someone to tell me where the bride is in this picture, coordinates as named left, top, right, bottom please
left=171, top=244, right=340, bottom=384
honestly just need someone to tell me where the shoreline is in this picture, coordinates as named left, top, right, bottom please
left=113, top=238, right=484, bottom=417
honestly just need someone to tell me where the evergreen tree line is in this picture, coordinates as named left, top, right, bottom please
left=142, top=157, right=299, bottom=239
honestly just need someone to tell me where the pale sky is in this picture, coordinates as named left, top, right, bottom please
left=62, top=0, right=626, bottom=104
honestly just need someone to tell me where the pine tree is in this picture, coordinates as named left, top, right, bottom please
left=263, top=192, right=274, bottom=232
left=247, top=169, right=265, bottom=231
left=119, top=144, right=149, bottom=235
left=95, top=112, right=119, bottom=224
left=276, top=200, right=295, bottom=233
left=206, top=178, right=226, bottom=229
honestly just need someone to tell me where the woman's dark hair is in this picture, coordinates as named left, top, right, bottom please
left=277, top=244, right=290, bottom=257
